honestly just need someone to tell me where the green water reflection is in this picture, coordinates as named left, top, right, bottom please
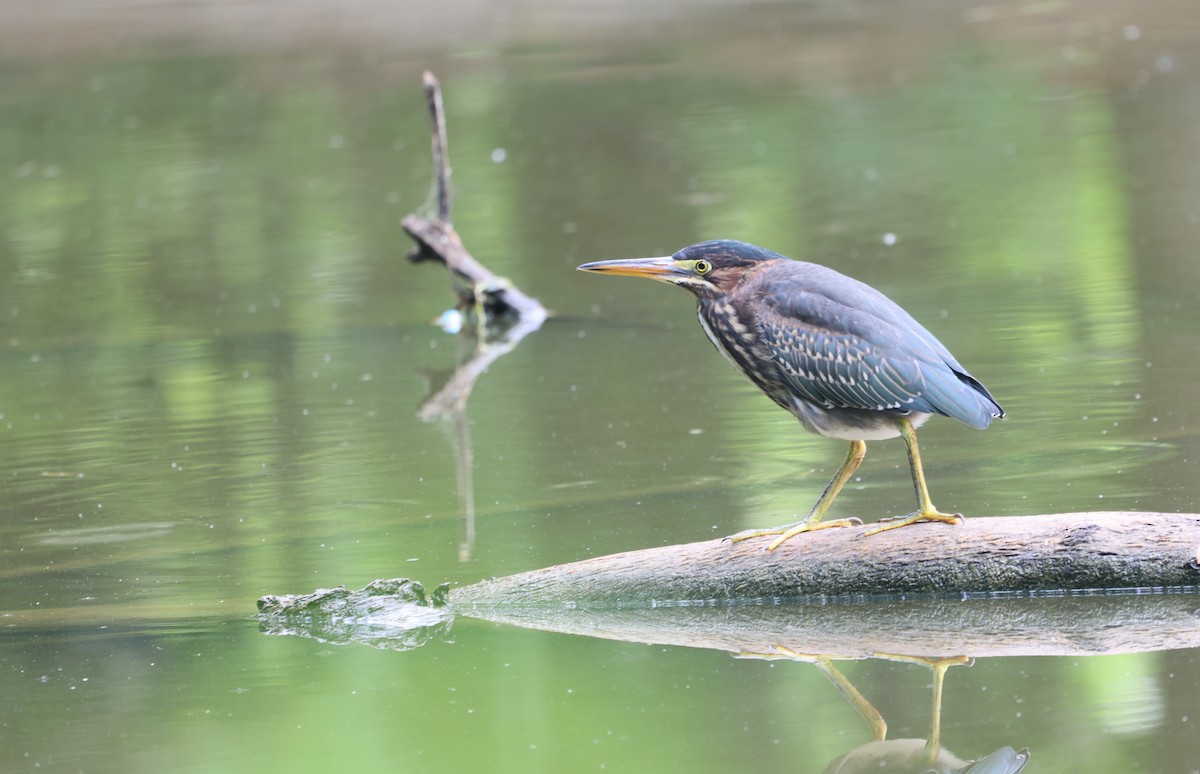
left=2, top=0, right=1199, bottom=771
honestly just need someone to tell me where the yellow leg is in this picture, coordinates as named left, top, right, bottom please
left=812, top=655, right=888, bottom=742
left=924, top=658, right=954, bottom=763
left=734, top=647, right=887, bottom=742
left=864, top=417, right=961, bottom=536
left=862, top=654, right=970, bottom=762
left=728, top=440, right=866, bottom=550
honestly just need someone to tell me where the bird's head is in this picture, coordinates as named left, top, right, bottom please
left=577, top=240, right=781, bottom=298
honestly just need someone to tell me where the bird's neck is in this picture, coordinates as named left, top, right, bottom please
left=696, top=294, right=750, bottom=325
left=695, top=296, right=758, bottom=354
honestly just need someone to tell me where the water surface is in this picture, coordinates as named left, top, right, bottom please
left=2, top=0, right=1199, bottom=771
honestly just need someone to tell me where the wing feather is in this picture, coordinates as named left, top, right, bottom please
left=751, top=262, right=1002, bottom=428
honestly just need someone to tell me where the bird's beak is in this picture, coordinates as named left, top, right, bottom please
left=576, top=256, right=681, bottom=283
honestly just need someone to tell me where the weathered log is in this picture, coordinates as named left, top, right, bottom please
left=256, top=513, right=1200, bottom=657
left=451, top=512, right=1200, bottom=607
left=255, top=575, right=1200, bottom=658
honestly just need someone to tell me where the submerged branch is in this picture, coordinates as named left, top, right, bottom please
left=402, top=71, right=547, bottom=323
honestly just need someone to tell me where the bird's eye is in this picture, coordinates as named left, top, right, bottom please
left=694, top=259, right=712, bottom=275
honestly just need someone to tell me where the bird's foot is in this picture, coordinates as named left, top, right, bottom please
left=733, top=645, right=824, bottom=663
left=863, top=509, right=962, bottom=537
left=726, top=517, right=864, bottom=551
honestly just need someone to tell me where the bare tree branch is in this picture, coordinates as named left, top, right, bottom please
left=402, top=71, right=547, bottom=324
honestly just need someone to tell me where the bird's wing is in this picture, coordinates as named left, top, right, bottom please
left=756, top=277, right=996, bottom=427
left=958, top=747, right=1031, bottom=774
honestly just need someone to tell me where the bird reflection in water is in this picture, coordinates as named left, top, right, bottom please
left=736, top=648, right=1029, bottom=773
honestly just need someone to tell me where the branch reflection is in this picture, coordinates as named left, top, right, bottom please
left=418, top=313, right=545, bottom=561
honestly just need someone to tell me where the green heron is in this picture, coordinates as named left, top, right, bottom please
left=578, top=240, right=1003, bottom=550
